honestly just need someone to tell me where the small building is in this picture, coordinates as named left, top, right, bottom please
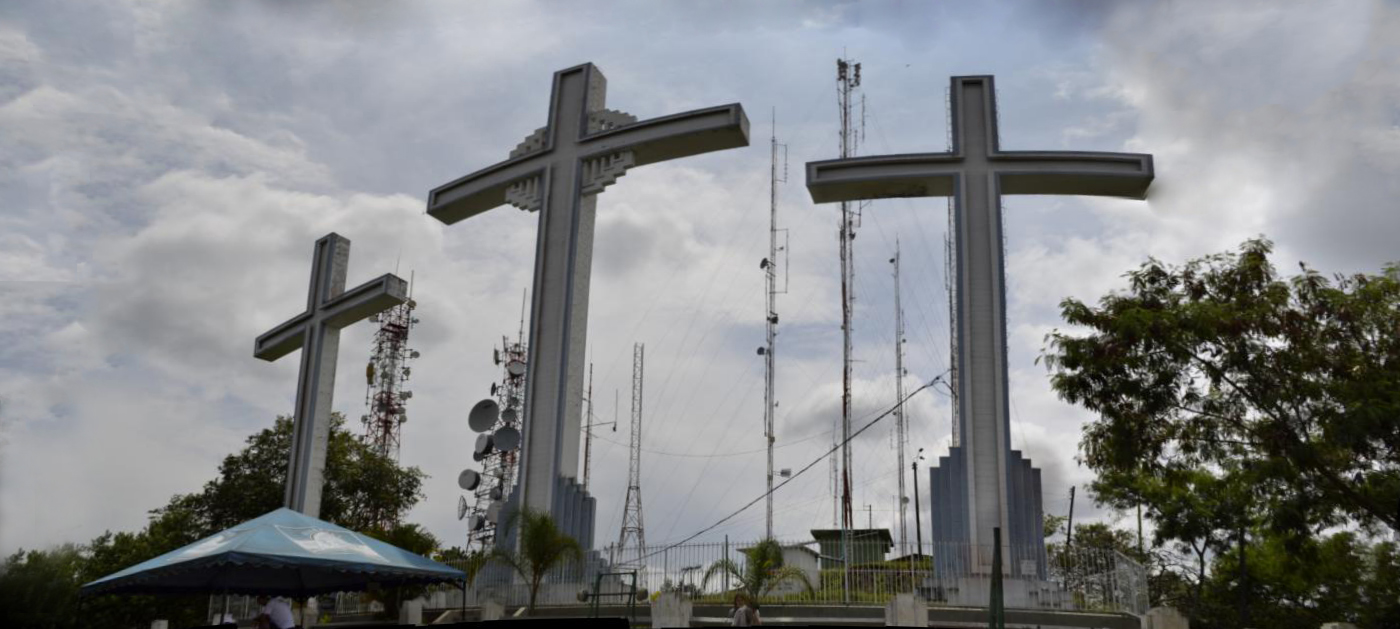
left=736, top=542, right=821, bottom=596
left=809, top=529, right=893, bottom=570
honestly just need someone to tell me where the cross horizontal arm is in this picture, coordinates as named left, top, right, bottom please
left=253, top=274, right=408, bottom=361
left=994, top=151, right=1153, bottom=198
left=428, top=155, right=548, bottom=226
left=581, top=104, right=749, bottom=166
left=255, top=311, right=313, bottom=362
left=806, top=154, right=959, bottom=204
left=320, top=273, right=409, bottom=329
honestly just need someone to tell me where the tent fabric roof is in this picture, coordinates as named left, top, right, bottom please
left=80, top=508, right=466, bottom=597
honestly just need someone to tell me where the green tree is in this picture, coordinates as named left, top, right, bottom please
left=699, top=538, right=815, bottom=604
left=489, top=506, right=584, bottom=613
left=1041, top=238, right=1400, bottom=540
left=20, top=413, right=431, bottom=626
left=0, top=545, right=84, bottom=629
left=164, top=413, right=426, bottom=535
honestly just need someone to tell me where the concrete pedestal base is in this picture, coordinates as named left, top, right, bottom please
left=1145, top=606, right=1189, bottom=629
left=482, top=598, right=505, bottom=621
left=1321, top=624, right=1358, bottom=629
left=150, top=621, right=168, bottom=629
left=398, top=598, right=424, bottom=625
left=651, top=592, right=692, bottom=628
left=938, top=577, right=1075, bottom=609
left=885, top=593, right=927, bottom=626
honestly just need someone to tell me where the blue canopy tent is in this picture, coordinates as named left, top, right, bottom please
left=80, top=508, right=466, bottom=604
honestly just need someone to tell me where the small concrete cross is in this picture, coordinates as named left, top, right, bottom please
left=806, top=75, right=1152, bottom=571
left=255, top=233, right=408, bottom=518
left=427, top=63, right=748, bottom=524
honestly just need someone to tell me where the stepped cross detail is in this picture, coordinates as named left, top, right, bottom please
left=428, top=63, right=748, bottom=527
left=806, top=75, right=1153, bottom=572
left=255, top=233, right=408, bottom=518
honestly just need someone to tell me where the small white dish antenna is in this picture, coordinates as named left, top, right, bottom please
left=468, top=399, right=500, bottom=432
left=494, top=426, right=521, bottom=452
left=457, top=495, right=469, bottom=520
left=475, top=433, right=495, bottom=456
left=468, top=514, right=485, bottom=531
left=506, top=360, right=526, bottom=377
left=458, top=469, right=482, bottom=491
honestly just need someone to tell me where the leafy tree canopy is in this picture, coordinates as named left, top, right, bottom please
left=1042, top=238, right=1400, bottom=539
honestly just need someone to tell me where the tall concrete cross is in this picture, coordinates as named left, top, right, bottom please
left=255, top=233, right=408, bottom=518
left=427, top=63, right=748, bottom=524
left=806, top=75, right=1152, bottom=571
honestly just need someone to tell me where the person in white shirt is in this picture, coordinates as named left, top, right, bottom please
left=255, top=595, right=296, bottom=629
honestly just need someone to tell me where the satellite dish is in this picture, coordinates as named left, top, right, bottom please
left=468, top=514, right=485, bottom=531
left=506, top=360, right=526, bottom=377
left=779, top=468, right=792, bottom=478
left=458, top=469, right=482, bottom=491
left=494, top=426, right=521, bottom=452
left=410, top=350, right=421, bottom=359
left=472, top=450, right=485, bottom=462
left=501, top=407, right=518, bottom=424
left=475, top=433, right=495, bottom=457
left=757, top=347, right=765, bottom=356
left=490, top=382, right=498, bottom=396
left=458, top=495, right=469, bottom=520
left=469, top=399, right=500, bottom=432
left=493, top=348, right=501, bottom=365
left=489, top=485, right=503, bottom=501
left=486, top=500, right=504, bottom=523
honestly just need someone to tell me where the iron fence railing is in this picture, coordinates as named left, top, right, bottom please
left=307, top=538, right=1148, bottom=617
left=415, top=538, right=1148, bottom=615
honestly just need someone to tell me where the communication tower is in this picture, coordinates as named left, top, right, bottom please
left=759, top=109, right=789, bottom=539
left=615, top=343, right=647, bottom=579
left=459, top=292, right=529, bottom=552
left=362, top=274, right=419, bottom=463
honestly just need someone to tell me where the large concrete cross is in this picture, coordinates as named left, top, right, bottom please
left=255, top=233, right=408, bottom=518
left=428, top=63, right=748, bottom=521
left=806, top=75, right=1152, bottom=568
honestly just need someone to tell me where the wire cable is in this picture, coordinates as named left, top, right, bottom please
left=632, top=372, right=948, bottom=561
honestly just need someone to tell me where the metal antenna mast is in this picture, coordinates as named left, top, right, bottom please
left=617, top=343, right=647, bottom=578
left=891, top=241, right=909, bottom=556
left=582, top=361, right=617, bottom=493
left=761, top=108, right=788, bottom=540
left=836, top=55, right=862, bottom=604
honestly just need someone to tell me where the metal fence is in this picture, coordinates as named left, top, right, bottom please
left=424, top=538, right=1147, bottom=615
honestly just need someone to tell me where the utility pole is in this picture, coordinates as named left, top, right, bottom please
left=762, top=108, right=788, bottom=541
left=1066, top=486, right=1077, bottom=548
left=913, top=448, right=924, bottom=555
left=891, top=241, right=908, bottom=557
left=836, top=54, right=862, bottom=605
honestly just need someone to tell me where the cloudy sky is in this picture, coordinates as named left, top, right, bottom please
left=3, top=0, right=1398, bottom=558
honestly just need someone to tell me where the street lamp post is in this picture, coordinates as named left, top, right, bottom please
left=912, top=447, right=925, bottom=592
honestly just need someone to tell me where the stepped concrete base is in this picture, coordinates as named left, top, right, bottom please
left=886, top=593, right=927, bottom=626
left=1144, top=606, right=1189, bottom=629
left=936, top=577, right=1074, bottom=610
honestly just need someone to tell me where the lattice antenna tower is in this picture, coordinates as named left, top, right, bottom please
left=464, top=291, right=529, bottom=552
left=362, top=271, right=420, bottom=464
left=835, top=56, right=863, bottom=534
left=891, top=242, right=909, bottom=556
left=760, top=108, right=789, bottom=540
left=616, top=343, right=647, bottom=578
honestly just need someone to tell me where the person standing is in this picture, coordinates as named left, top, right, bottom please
left=255, top=595, right=296, bottom=629
left=730, top=594, right=759, bottom=627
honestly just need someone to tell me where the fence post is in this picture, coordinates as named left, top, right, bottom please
left=724, top=535, right=730, bottom=594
